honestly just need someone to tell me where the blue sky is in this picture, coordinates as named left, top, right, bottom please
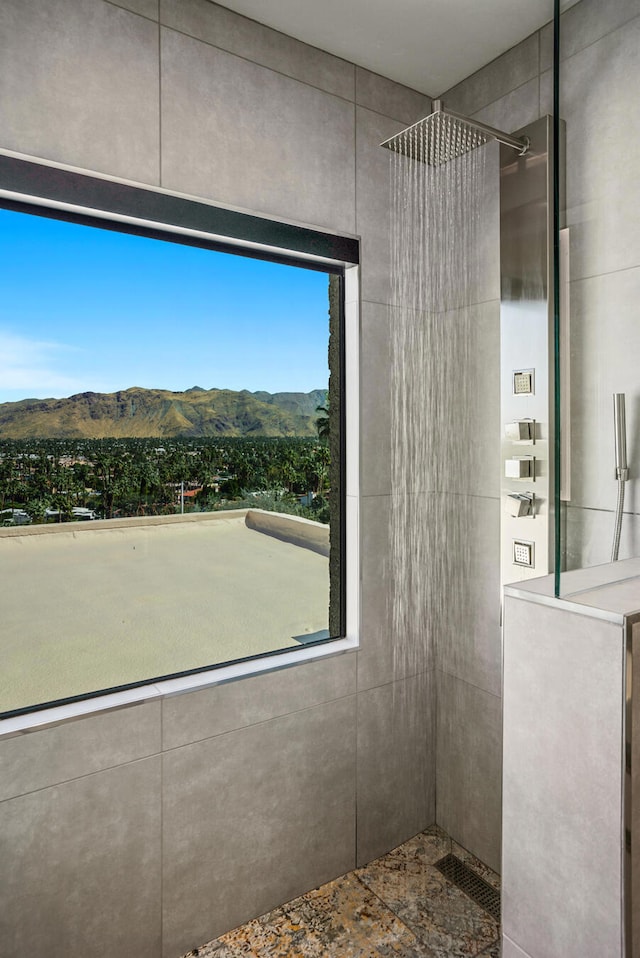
left=0, top=207, right=330, bottom=404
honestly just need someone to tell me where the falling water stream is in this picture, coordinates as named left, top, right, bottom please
left=389, top=129, right=489, bottom=681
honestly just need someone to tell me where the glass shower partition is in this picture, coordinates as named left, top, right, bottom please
left=556, top=0, right=640, bottom=596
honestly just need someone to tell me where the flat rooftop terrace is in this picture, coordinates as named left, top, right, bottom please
left=0, top=510, right=330, bottom=714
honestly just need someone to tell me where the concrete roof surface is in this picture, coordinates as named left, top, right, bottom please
left=0, top=513, right=329, bottom=713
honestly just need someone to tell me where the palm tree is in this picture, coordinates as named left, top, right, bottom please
left=93, top=453, right=121, bottom=519
left=26, top=497, right=47, bottom=524
left=315, top=403, right=330, bottom=442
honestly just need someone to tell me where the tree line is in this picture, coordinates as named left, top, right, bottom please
left=0, top=436, right=332, bottom=525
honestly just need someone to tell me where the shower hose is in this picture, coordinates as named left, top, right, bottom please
left=611, top=477, right=626, bottom=562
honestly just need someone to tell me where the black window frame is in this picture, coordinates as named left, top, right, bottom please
left=0, top=153, right=358, bottom=718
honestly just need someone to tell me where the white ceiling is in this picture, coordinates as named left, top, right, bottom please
left=213, top=0, right=566, bottom=95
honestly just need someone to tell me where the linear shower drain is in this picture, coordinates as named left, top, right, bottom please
left=434, top=854, right=501, bottom=922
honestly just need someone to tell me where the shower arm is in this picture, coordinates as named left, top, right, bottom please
left=431, top=99, right=530, bottom=156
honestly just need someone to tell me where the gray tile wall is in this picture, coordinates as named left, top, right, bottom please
left=162, top=696, right=357, bottom=957
left=502, top=596, right=624, bottom=958
left=436, top=671, right=502, bottom=873
left=0, top=656, right=361, bottom=958
left=356, top=671, right=435, bottom=865
left=0, top=0, right=161, bottom=183
left=159, top=27, right=356, bottom=232
left=0, top=756, right=163, bottom=958
left=0, top=0, right=435, bottom=954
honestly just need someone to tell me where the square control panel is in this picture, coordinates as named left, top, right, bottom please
left=513, top=539, right=534, bottom=567
left=513, top=369, right=535, bottom=395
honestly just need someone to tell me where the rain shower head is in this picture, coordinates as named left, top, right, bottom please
left=381, top=99, right=529, bottom=166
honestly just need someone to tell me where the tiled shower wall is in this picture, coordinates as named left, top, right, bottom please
left=435, top=0, right=640, bottom=872
left=0, top=2, right=435, bottom=956
left=1, top=0, right=637, bottom=954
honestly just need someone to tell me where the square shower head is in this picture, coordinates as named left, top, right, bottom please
left=382, top=109, right=492, bottom=166
left=381, top=100, right=528, bottom=166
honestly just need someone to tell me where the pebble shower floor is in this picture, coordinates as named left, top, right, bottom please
left=181, top=826, right=501, bottom=957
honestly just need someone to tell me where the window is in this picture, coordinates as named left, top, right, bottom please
left=0, top=155, right=358, bottom=717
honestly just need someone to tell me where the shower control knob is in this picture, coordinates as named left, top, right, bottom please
left=505, top=457, right=533, bottom=479
left=507, top=493, right=534, bottom=518
left=505, top=420, right=534, bottom=441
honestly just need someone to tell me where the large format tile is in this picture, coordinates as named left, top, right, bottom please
left=115, top=0, right=158, bottom=19
left=362, top=301, right=500, bottom=500
left=539, top=66, right=553, bottom=116
left=391, top=292, right=500, bottom=492
left=436, top=671, right=502, bottom=873
left=540, top=0, right=640, bottom=71
left=356, top=672, right=435, bottom=865
left=468, top=301, right=501, bottom=498
left=160, top=29, right=355, bottom=233
left=355, top=67, right=431, bottom=125
left=443, top=32, right=539, bottom=118
left=473, top=77, right=542, bottom=136
left=0, top=0, right=160, bottom=183
left=437, top=496, right=502, bottom=697
left=162, top=652, right=356, bottom=749
left=357, top=495, right=434, bottom=692
left=379, top=162, right=499, bottom=335
left=0, top=756, right=162, bottom=958
left=360, top=301, right=392, bottom=498
left=539, top=21, right=553, bottom=76
left=449, top=151, right=500, bottom=312
left=162, top=696, right=356, bottom=957
left=435, top=302, right=500, bottom=500
left=160, top=0, right=354, bottom=101
left=0, top=700, right=161, bottom=800
left=357, top=493, right=392, bottom=691
left=355, top=106, right=406, bottom=307
left=502, top=596, right=623, bottom=957
left=564, top=505, right=640, bottom=574
left=560, top=17, right=640, bottom=279
left=567, top=266, right=640, bottom=512
left=359, top=497, right=501, bottom=695
left=381, top=312, right=500, bottom=510
left=360, top=488, right=499, bottom=697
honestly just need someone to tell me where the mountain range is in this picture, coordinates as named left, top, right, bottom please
left=0, top=386, right=327, bottom=439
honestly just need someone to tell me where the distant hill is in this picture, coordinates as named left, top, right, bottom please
left=0, top=386, right=327, bottom=439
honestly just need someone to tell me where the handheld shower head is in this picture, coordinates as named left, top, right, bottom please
left=613, top=392, right=629, bottom=480
left=611, top=392, right=630, bottom=561
left=381, top=99, right=529, bottom=166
